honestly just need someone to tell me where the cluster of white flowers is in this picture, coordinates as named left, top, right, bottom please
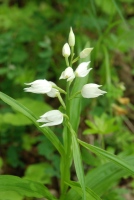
left=24, top=28, right=106, bottom=127
left=59, top=61, right=92, bottom=81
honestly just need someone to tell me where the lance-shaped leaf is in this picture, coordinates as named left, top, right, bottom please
left=65, top=156, right=134, bottom=200
left=78, top=140, right=134, bottom=175
left=0, top=92, right=65, bottom=157
left=71, top=133, right=86, bottom=200
left=66, top=181, right=102, bottom=200
left=0, top=175, right=57, bottom=200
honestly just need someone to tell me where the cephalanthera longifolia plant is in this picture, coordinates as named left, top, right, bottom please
left=0, top=28, right=134, bottom=200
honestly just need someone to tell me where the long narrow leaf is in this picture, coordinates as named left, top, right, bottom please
left=79, top=140, right=134, bottom=175
left=0, top=92, right=65, bottom=156
left=0, top=175, right=57, bottom=200
left=112, top=0, right=127, bottom=25
left=72, top=133, right=86, bottom=200
left=66, top=156, right=134, bottom=200
left=66, top=181, right=102, bottom=200
left=86, top=156, right=134, bottom=195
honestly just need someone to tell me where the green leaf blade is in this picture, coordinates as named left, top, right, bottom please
left=72, top=134, right=86, bottom=200
left=0, top=92, right=65, bottom=157
left=0, top=175, right=57, bottom=200
left=79, top=140, right=134, bottom=175
left=66, top=181, right=102, bottom=200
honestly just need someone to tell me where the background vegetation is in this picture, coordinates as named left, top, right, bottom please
left=0, top=0, right=134, bottom=199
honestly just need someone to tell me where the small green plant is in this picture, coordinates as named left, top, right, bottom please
left=84, top=114, right=118, bottom=135
left=0, top=28, right=134, bottom=200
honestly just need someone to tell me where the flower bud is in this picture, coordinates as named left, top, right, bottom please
left=68, top=27, right=75, bottom=47
left=75, top=61, right=92, bottom=77
left=24, top=79, right=52, bottom=94
left=62, top=43, right=70, bottom=57
left=79, top=48, right=93, bottom=58
left=37, top=110, right=63, bottom=127
left=47, top=81, right=59, bottom=98
left=59, top=67, right=75, bottom=82
left=81, top=84, right=106, bottom=98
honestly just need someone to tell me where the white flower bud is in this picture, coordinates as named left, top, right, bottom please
left=59, top=67, right=75, bottom=82
left=68, top=27, right=75, bottom=47
left=75, top=61, right=92, bottom=77
left=46, top=81, right=59, bottom=98
left=62, top=43, right=70, bottom=57
left=37, top=110, right=63, bottom=127
left=81, top=84, right=107, bottom=98
left=79, top=48, right=93, bottom=58
left=24, top=79, right=52, bottom=94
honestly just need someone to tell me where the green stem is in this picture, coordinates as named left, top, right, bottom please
left=66, top=121, right=86, bottom=200
left=72, top=56, right=79, bottom=64
left=60, top=83, right=72, bottom=199
left=56, top=93, right=66, bottom=110
left=69, top=91, right=81, bottom=100
left=70, top=46, right=74, bottom=67
left=103, top=46, right=111, bottom=88
left=60, top=45, right=76, bottom=199
left=53, top=86, right=67, bottom=95
left=65, top=57, right=69, bottom=67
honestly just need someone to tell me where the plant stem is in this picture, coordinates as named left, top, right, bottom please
left=65, top=57, right=69, bottom=67
left=70, top=46, right=74, bottom=67
left=60, top=61, right=72, bottom=199
left=57, top=93, right=66, bottom=110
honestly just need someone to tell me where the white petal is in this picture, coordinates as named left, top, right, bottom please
left=81, top=84, right=107, bottom=98
left=47, top=89, right=58, bottom=98
left=75, top=62, right=91, bottom=77
left=67, top=73, right=75, bottom=81
left=62, top=43, right=70, bottom=57
left=59, top=71, right=65, bottom=80
left=24, top=79, right=52, bottom=94
left=86, top=83, right=102, bottom=88
left=68, top=27, right=75, bottom=47
left=39, top=118, right=63, bottom=127
left=46, top=81, right=59, bottom=98
left=59, top=67, right=75, bottom=81
left=79, top=48, right=93, bottom=58
left=40, top=110, right=61, bottom=118
left=37, top=110, right=63, bottom=127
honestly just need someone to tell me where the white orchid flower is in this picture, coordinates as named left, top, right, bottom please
left=47, top=81, right=59, bottom=98
left=37, top=110, right=63, bottom=127
left=68, top=27, right=75, bottom=47
left=24, top=79, right=52, bottom=94
left=59, top=67, right=75, bottom=82
left=62, top=43, right=71, bottom=58
left=79, top=48, right=93, bottom=58
left=81, top=83, right=107, bottom=98
left=75, top=61, right=92, bottom=77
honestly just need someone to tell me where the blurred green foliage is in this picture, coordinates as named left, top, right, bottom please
left=0, top=0, right=134, bottom=199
